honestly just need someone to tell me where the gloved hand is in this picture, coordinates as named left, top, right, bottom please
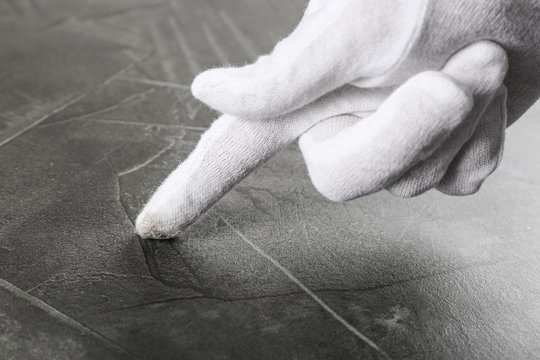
left=136, top=0, right=540, bottom=239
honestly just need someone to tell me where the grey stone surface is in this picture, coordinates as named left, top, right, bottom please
left=1, top=0, right=539, bottom=359
left=0, top=279, right=133, bottom=360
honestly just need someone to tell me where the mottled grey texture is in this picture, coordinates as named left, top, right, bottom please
left=0, top=0, right=539, bottom=359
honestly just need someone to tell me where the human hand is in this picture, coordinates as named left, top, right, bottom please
left=136, top=40, right=507, bottom=239
left=136, top=0, right=540, bottom=239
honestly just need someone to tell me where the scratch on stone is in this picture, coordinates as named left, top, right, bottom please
left=85, top=87, right=155, bottom=119
left=220, top=217, right=392, bottom=359
left=182, top=124, right=207, bottom=131
left=0, top=278, right=139, bottom=359
left=36, top=88, right=156, bottom=129
left=165, top=243, right=205, bottom=290
left=91, top=119, right=180, bottom=128
left=0, top=62, right=135, bottom=149
left=219, top=11, right=258, bottom=59
left=136, top=236, right=189, bottom=289
left=92, top=143, right=125, bottom=165
left=233, top=186, right=279, bottom=217
left=25, top=272, right=154, bottom=294
left=122, top=49, right=144, bottom=63
left=107, top=156, right=133, bottom=224
left=48, top=259, right=509, bottom=318
left=202, top=23, right=229, bottom=64
left=104, top=62, right=138, bottom=87
left=0, top=93, right=87, bottom=149
left=118, top=140, right=176, bottom=177
left=99, top=295, right=204, bottom=313
left=38, top=118, right=191, bottom=132
left=106, top=156, right=195, bottom=290
left=117, top=76, right=189, bottom=90
left=168, top=17, right=201, bottom=76
left=85, top=118, right=205, bottom=132
left=99, top=290, right=310, bottom=314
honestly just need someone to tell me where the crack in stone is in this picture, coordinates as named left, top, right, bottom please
left=99, top=129, right=501, bottom=337
left=97, top=295, right=205, bottom=313
left=220, top=216, right=392, bottom=359
left=0, top=61, right=136, bottom=149
left=89, top=257, right=510, bottom=315
left=0, top=93, right=88, bottom=149
left=118, top=139, right=176, bottom=177
left=164, top=242, right=205, bottom=291
left=117, top=77, right=190, bottom=91
left=38, top=117, right=207, bottom=132
left=36, top=88, right=157, bottom=129
left=105, top=155, right=203, bottom=293
left=97, top=290, right=309, bottom=314
left=233, top=186, right=286, bottom=217
left=25, top=272, right=155, bottom=293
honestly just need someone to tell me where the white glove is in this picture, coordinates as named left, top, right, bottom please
left=136, top=0, right=540, bottom=239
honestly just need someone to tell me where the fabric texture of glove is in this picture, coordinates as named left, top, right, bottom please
left=136, top=0, right=540, bottom=238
